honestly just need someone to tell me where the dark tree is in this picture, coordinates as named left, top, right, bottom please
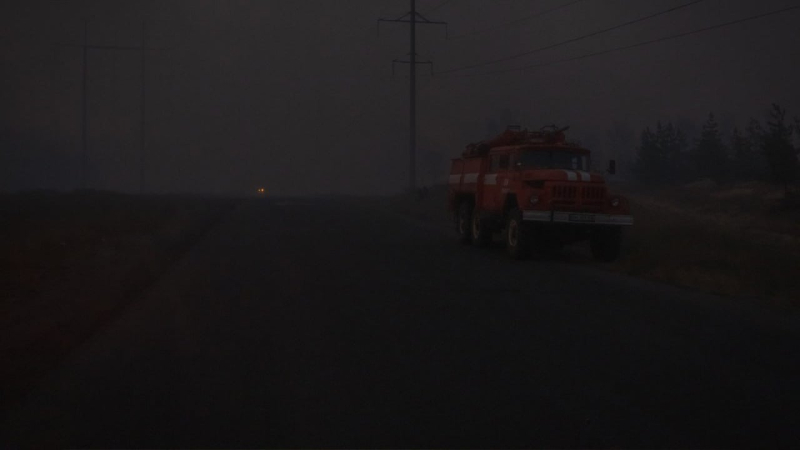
left=691, top=113, right=728, bottom=181
left=663, top=122, right=691, bottom=182
left=759, top=104, right=798, bottom=190
left=730, top=121, right=767, bottom=181
left=635, top=125, right=658, bottom=183
left=675, top=117, right=698, bottom=146
left=605, top=121, right=636, bottom=175
left=635, top=121, right=689, bottom=184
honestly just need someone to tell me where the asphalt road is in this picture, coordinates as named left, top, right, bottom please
left=3, top=198, right=799, bottom=448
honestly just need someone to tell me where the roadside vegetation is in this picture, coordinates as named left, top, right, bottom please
left=617, top=103, right=800, bottom=304
left=0, top=191, right=236, bottom=414
left=613, top=181, right=800, bottom=306
left=632, top=103, right=799, bottom=196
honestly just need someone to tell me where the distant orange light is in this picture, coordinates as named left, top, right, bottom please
left=257, top=188, right=266, bottom=194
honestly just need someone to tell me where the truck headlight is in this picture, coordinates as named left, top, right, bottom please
left=611, top=197, right=620, bottom=207
left=529, top=195, right=539, bottom=205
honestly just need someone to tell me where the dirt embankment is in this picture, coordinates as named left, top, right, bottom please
left=0, top=191, right=237, bottom=414
left=381, top=182, right=800, bottom=307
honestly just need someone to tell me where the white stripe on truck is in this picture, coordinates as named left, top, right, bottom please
left=463, top=173, right=479, bottom=183
left=523, top=210, right=633, bottom=225
left=448, top=174, right=461, bottom=184
left=484, top=174, right=498, bottom=185
left=562, top=170, right=577, bottom=181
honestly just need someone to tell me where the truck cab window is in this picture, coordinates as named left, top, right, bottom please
left=499, top=155, right=509, bottom=170
left=489, top=156, right=500, bottom=172
left=518, top=149, right=590, bottom=171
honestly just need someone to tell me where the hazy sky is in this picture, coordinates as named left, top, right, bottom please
left=2, top=0, right=799, bottom=194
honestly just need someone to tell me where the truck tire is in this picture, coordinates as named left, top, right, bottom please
left=590, top=227, right=622, bottom=262
left=506, top=208, right=529, bottom=259
left=457, top=202, right=473, bottom=244
left=471, top=212, right=492, bottom=247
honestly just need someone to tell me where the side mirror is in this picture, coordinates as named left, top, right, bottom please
left=607, top=159, right=616, bottom=175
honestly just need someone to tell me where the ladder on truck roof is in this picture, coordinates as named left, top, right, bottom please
left=462, top=125, right=571, bottom=157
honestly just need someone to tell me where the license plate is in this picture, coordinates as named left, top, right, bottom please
left=569, top=213, right=595, bottom=223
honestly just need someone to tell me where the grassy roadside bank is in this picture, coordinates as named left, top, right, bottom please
left=615, top=182, right=800, bottom=307
left=374, top=182, right=800, bottom=307
left=0, top=191, right=238, bottom=414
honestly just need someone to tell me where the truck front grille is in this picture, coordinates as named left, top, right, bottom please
left=549, top=183, right=606, bottom=209
left=582, top=186, right=604, bottom=199
left=552, top=185, right=578, bottom=200
left=582, top=186, right=606, bottom=205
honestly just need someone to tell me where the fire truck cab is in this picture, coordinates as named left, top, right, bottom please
left=448, top=126, right=633, bottom=260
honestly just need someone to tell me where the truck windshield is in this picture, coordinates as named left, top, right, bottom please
left=517, top=149, right=590, bottom=171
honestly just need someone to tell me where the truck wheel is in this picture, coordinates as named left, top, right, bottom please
left=590, top=227, right=622, bottom=262
left=457, top=202, right=473, bottom=244
left=471, top=212, right=492, bottom=247
left=506, top=208, right=529, bottom=259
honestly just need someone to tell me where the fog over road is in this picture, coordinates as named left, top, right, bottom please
left=3, top=198, right=799, bottom=448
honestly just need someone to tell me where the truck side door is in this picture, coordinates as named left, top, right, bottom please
left=495, top=152, right=515, bottom=208
left=482, top=153, right=506, bottom=212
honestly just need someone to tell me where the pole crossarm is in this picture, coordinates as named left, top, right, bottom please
left=59, top=43, right=162, bottom=51
left=392, top=58, right=433, bottom=76
left=413, top=12, right=444, bottom=24
left=378, top=18, right=447, bottom=24
left=377, top=16, right=448, bottom=37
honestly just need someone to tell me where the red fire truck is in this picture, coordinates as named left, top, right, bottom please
left=448, top=126, right=633, bottom=260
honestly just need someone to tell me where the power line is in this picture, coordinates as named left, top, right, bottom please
left=424, top=0, right=455, bottom=15
left=437, top=0, right=704, bottom=75
left=331, top=1, right=398, bottom=43
left=447, top=0, right=588, bottom=41
left=464, top=4, right=800, bottom=78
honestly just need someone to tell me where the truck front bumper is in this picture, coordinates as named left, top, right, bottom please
left=523, top=210, right=633, bottom=226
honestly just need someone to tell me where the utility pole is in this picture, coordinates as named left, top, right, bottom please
left=410, top=0, right=416, bottom=193
left=81, top=19, right=88, bottom=190
left=378, top=1, right=446, bottom=192
left=140, top=20, right=146, bottom=194
left=64, top=20, right=157, bottom=192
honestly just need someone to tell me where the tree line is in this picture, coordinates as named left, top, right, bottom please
left=633, top=104, right=799, bottom=191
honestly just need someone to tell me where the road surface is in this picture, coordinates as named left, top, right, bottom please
left=3, top=198, right=799, bottom=448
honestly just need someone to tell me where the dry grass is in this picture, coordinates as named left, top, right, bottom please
left=612, top=182, right=800, bottom=306
left=0, top=191, right=237, bottom=414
